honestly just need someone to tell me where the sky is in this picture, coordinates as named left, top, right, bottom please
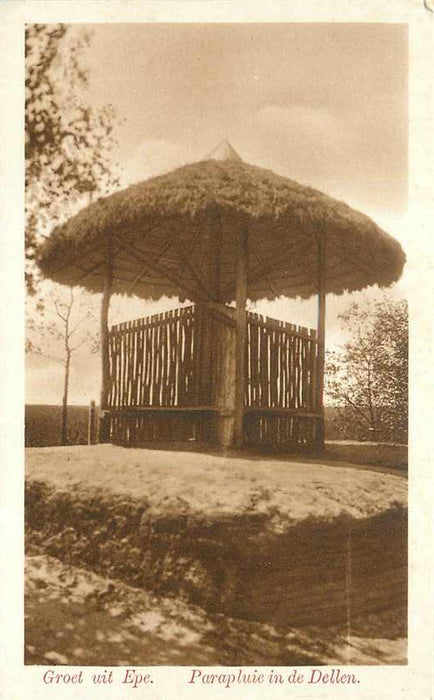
left=26, top=22, right=409, bottom=405
left=86, top=23, right=407, bottom=214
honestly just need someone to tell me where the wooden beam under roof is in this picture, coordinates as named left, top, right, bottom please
left=120, top=235, right=209, bottom=302
left=163, top=227, right=213, bottom=301
left=125, top=238, right=174, bottom=295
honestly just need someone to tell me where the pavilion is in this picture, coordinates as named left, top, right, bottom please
left=37, top=140, right=405, bottom=451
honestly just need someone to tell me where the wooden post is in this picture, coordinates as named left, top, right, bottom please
left=98, top=244, right=113, bottom=443
left=88, top=400, right=96, bottom=445
left=233, top=225, right=248, bottom=447
left=316, top=233, right=326, bottom=451
left=210, top=215, right=222, bottom=302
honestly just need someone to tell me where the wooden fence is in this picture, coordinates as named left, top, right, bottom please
left=107, top=306, right=213, bottom=443
left=106, top=304, right=320, bottom=449
left=108, top=306, right=198, bottom=410
left=244, top=313, right=319, bottom=448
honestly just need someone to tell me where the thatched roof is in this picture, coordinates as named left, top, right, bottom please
left=37, top=144, right=405, bottom=302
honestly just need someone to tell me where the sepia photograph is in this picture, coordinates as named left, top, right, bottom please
left=22, top=21, right=411, bottom=670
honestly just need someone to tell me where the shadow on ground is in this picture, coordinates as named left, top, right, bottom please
left=26, top=553, right=406, bottom=666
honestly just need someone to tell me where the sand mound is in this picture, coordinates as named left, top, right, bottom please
left=26, top=445, right=407, bottom=630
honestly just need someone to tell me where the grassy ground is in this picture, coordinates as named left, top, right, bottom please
left=26, top=445, right=407, bottom=666
left=25, top=405, right=91, bottom=447
left=323, top=441, right=407, bottom=471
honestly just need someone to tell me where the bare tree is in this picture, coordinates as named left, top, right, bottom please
left=26, top=288, right=99, bottom=445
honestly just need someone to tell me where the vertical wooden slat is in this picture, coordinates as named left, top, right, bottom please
left=171, top=312, right=178, bottom=406
left=147, top=321, right=153, bottom=405
left=259, top=324, right=267, bottom=408
left=107, top=331, right=113, bottom=408
left=159, top=319, right=165, bottom=406
left=245, top=320, right=250, bottom=407
left=116, top=327, right=122, bottom=409
left=251, top=317, right=259, bottom=407
left=184, top=310, right=190, bottom=404
left=280, top=329, right=286, bottom=409
left=296, top=334, right=301, bottom=409
left=310, top=331, right=317, bottom=412
left=193, top=303, right=202, bottom=405
left=159, top=314, right=165, bottom=404
left=139, top=325, right=145, bottom=406
left=173, top=309, right=180, bottom=405
left=169, top=313, right=174, bottom=405
left=301, top=331, right=307, bottom=409
left=115, top=330, right=120, bottom=410
left=184, top=310, right=191, bottom=404
left=142, top=324, right=148, bottom=405
left=284, top=333, right=290, bottom=409
left=125, top=323, right=131, bottom=406
left=279, top=330, right=283, bottom=411
left=270, top=328, right=278, bottom=407
left=153, top=318, right=159, bottom=405
left=131, top=321, right=138, bottom=406
left=178, top=310, right=185, bottom=406
left=126, top=323, right=132, bottom=406
left=121, top=328, right=126, bottom=408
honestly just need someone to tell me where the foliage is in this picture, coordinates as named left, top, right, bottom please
left=25, top=24, right=120, bottom=294
left=326, top=297, right=408, bottom=443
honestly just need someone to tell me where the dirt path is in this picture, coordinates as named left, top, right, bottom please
left=26, top=553, right=406, bottom=666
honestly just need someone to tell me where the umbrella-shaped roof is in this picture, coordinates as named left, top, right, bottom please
left=37, top=140, right=405, bottom=302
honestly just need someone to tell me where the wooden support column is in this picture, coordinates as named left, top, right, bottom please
left=98, top=243, right=114, bottom=443
left=210, top=215, right=222, bottom=302
left=233, top=225, right=248, bottom=447
left=316, top=233, right=326, bottom=451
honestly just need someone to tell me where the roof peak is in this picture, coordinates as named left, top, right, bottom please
left=203, top=139, right=243, bottom=162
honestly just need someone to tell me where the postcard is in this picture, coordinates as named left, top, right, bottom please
left=0, top=1, right=433, bottom=698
